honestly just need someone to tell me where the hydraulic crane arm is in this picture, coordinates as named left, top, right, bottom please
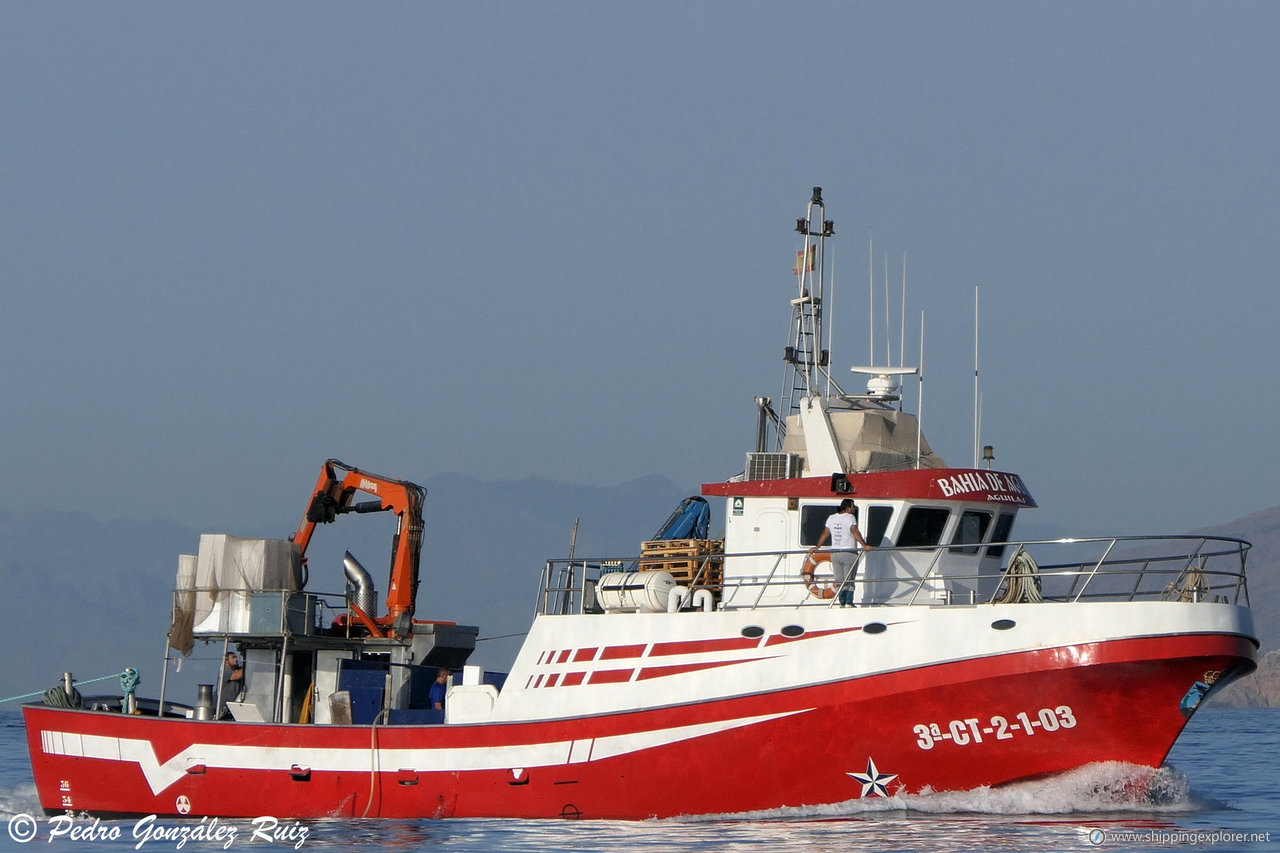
left=291, top=459, right=427, bottom=637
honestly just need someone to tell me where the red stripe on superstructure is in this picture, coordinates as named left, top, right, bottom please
left=764, top=626, right=865, bottom=647
left=635, top=658, right=769, bottom=681
left=556, top=650, right=572, bottom=665
left=585, top=668, right=633, bottom=685
left=573, top=647, right=598, bottom=663
left=561, top=671, right=586, bottom=687
left=701, top=467, right=1036, bottom=507
left=650, top=636, right=762, bottom=657
left=599, top=644, right=647, bottom=660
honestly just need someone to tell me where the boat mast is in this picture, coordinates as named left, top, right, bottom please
left=780, top=187, right=840, bottom=426
left=973, top=285, right=980, bottom=468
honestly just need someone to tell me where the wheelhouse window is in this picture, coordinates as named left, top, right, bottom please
left=897, top=507, right=951, bottom=548
left=986, top=513, right=1017, bottom=559
left=800, top=503, right=893, bottom=547
left=864, top=506, right=894, bottom=547
left=949, top=510, right=993, bottom=555
left=800, top=505, right=840, bottom=546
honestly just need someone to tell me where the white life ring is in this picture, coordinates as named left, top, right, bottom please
left=802, top=551, right=836, bottom=600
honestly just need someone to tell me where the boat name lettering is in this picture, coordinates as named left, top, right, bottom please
left=935, top=472, right=1029, bottom=500
left=913, top=706, right=1077, bottom=749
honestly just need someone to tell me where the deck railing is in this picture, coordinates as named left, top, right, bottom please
left=537, top=535, right=1251, bottom=616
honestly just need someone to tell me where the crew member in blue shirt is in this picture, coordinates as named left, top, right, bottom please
left=429, top=668, right=450, bottom=711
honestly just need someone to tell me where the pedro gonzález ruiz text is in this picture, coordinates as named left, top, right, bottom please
left=39, top=813, right=310, bottom=849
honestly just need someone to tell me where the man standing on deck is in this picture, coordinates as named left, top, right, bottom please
left=217, top=651, right=243, bottom=719
left=430, top=668, right=450, bottom=713
left=809, top=499, right=872, bottom=607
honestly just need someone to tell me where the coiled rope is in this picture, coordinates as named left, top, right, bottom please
left=120, top=667, right=141, bottom=695
left=994, top=547, right=1043, bottom=604
left=42, top=684, right=83, bottom=709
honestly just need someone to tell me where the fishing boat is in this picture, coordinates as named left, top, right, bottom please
left=22, top=189, right=1257, bottom=820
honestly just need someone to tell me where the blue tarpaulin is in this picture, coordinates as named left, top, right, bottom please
left=652, top=497, right=710, bottom=541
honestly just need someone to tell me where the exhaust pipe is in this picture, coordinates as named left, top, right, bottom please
left=343, top=551, right=378, bottom=618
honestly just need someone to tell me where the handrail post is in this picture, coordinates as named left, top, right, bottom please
left=157, top=628, right=171, bottom=718
left=751, top=552, right=787, bottom=609
left=1128, top=559, right=1151, bottom=600
left=558, top=561, right=575, bottom=616
left=1238, top=541, right=1250, bottom=606
left=905, top=546, right=948, bottom=606
left=275, top=633, right=289, bottom=723
left=1071, top=538, right=1118, bottom=602
left=537, top=561, right=553, bottom=616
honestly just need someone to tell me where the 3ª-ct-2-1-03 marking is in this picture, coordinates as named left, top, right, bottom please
left=913, top=706, right=1078, bottom=749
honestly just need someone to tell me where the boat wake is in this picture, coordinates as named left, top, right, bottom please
left=0, top=763, right=1217, bottom=823
left=0, top=781, right=40, bottom=820
left=689, top=762, right=1219, bottom=822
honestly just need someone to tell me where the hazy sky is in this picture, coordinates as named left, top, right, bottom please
left=2, top=3, right=1277, bottom=538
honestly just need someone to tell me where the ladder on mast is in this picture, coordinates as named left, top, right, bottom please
left=779, top=188, right=841, bottom=425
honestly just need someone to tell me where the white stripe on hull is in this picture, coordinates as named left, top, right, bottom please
left=41, top=709, right=805, bottom=796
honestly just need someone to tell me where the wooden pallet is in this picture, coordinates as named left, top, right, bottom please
left=640, top=538, right=724, bottom=556
left=637, top=540, right=726, bottom=603
left=638, top=557, right=723, bottom=585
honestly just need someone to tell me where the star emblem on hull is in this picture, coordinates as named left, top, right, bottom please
left=848, top=757, right=898, bottom=798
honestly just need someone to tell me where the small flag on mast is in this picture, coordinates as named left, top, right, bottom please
left=794, top=245, right=816, bottom=275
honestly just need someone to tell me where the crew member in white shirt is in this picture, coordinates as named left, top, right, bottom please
left=808, top=499, right=872, bottom=606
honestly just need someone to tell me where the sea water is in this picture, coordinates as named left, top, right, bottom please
left=1, top=708, right=1276, bottom=852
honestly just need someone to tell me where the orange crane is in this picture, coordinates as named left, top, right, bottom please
left=291, top=459, right=426, bottom=638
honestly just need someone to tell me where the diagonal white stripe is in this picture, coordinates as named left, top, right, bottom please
left=41, top=708, right=807, bottom=795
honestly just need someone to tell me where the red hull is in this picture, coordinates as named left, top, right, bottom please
left=23, top=633, right=1253, bottom=820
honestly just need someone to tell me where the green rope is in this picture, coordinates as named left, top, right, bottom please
left=0, top=669, right=134, bottom=705
left=120, top=668, right=140, bottom=695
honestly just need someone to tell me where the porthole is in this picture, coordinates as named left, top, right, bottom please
left=991, top=619, right=1017, bottom=631
left=780, top=624, right=805, bottom=638
left=741, top=625, right=766, bottom=639
left=863, top=622, right=887, bottom=634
